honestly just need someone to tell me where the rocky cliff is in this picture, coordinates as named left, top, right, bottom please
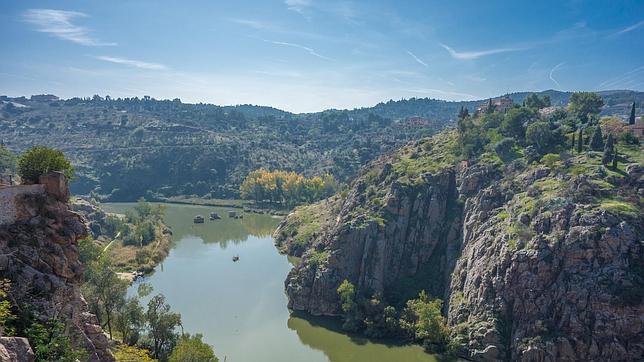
left=276, top=131, right=643, bottom=361
left=0, top=176, right=114, bottom=361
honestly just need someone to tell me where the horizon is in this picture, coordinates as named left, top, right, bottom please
left=1, top=1, right=643, bottom=113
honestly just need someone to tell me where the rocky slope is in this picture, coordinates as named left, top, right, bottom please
left=276, top=130, right=643, bottom=361
left=0, top=177, right=114, bottom=361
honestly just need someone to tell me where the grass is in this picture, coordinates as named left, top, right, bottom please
left=599, top=199, right=639, bottom=218
left=392, top=130, right=460, bottom=181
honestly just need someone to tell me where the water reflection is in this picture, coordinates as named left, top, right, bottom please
left=287, top=312, right=442, bottom=362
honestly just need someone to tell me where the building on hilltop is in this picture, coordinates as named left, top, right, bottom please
left=476, top=96, right=514, bottom=114
left=30, top=94, right=59, bottom=102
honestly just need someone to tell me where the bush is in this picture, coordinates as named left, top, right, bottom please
left=17, top=146, right=74, bottom=184
left=25, top=320, right=87, bottom=362
left=494, top=138, right=516, bottom=162
left=0, top=145, right=16, bottom=175
left=540, top=153, right=561, bottom=169
left=168, top=333, right=218, bottom=362
left=400, top=291, right=449, bottom=353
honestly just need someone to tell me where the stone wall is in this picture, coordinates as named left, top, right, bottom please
left=0, top=184, right=44, bottom=226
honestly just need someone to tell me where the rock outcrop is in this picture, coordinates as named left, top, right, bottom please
left=278, top=131, right=643, bottom=361
left=0, top=176, right=115, bottom=361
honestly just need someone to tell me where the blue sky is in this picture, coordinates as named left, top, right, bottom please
left=0, top=0, right=642, bottom=112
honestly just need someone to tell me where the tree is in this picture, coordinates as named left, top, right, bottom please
left=571, top=132, right=576, bottom=150
left=17, top=146, right=74, bottom=184
left=568, top=92, right=604, bottom=123
left=83, top=258, right=128, bottom=339
left=525, top=94, right=551, bottom=109
left=590, top=126, right=604, bottom=151
left=168, top=333, right=218, bottom=362
left=115, top=296, right=145, bottom=345
left=494, top=138, right=516, bottom=162
left=0, top=144, right=16, bottom=175
left=612, top=148, right=618, bottom=169
left=337, top=279, right=360, bottom=331
left=576, top=127, right=583, bottom=153
left=629, top=102, right=636, bottom=125
left=602, top=133, right=615, bottom=165
left=525, top=121, right=563, bottom=154
left=486, top=99, right=495, bottom=114
left=146, top=294, right=182, bottom=360
left=400, top=291, right=449, bottom=353
left=501, top=107, right=536, bottom=140
left=25, top=320, right=87, bottom=362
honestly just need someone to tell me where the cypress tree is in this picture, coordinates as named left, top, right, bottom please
left=571, top=132, right=576, bottom=150
left=602, top=133, right=614, bottom=165
left=576, top=127, right=583, bottom=153
left=629, top=102, right=636, bottom=125
left=612, top=148, right=618, bottom=169
left=590, top=126, right=604, bottom=150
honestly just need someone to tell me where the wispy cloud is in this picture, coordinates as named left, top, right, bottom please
left=464, top=75, right=486, bottom=82
left=549, top=62, right=565, bottom=88
left=614, top=19, right=644, bottom=36
left=285, top=0, right=313, bottom=15
left=598, top=65, right=644, bottom=89
left=264, top=40, right=332, bottom=60
left=439, top=43, right=525, bottom=60
left=229, top=18, right=270, bottom=30
left=405, top=50, right=428, bottom=68
left=402, top=87, right=478, bottom=100
left=93, top=56, right=168, bottom=70
left=23, top=9, right=115, bottom=46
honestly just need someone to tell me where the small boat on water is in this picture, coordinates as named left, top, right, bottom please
left=232, top=255, right=240, bottom=262
left=210, top=212, right=221, bottom=220
left=193, top=215, right=205, bottom=223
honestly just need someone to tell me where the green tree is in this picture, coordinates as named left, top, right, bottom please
left=576, top=127, right=583, bottom=153
left=0, top=144, right=16, bottom=175
left=629, top=102, right=636, bottom=125
left=525, top=94, right=551, bottom=109
left=400, top=291, right=449, bottom=353
left=146, top=294, right=182, bottom=360
left=602, top=133, right=615, bottom=165
left=494, top=138, right=516, bottom=162
left=17, top=146, right=74, bottom=183
left=83, top=258, right=128, bottom=339
left=501, top=107, right=536, bottom=140
left=571, top=132, right=576, bottom=150
left=115, top=296, right=145, bottom=346
left=25, top=320, right=87, bottom=362
left=337, top=279, right=360, bottom=331
left=525, top=121, right=563, bottom=154
left=590, top=125, right=604, bottom=151
left=168, top=333, right=218, bottom=362
left=568, top=92, right=604, bottom=123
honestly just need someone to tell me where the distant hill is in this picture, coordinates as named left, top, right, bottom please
left=0, top=89, right=641, bottom=201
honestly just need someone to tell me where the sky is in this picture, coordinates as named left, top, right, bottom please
left=0, top=0, right=643, bottom=113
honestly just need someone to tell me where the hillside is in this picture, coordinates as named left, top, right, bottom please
left=275, top=99, right=643, bottom=360
left=0, top=90, right=641, bottom=202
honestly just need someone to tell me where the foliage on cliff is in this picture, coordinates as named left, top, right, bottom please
left=240, top=168, right=338, bottom=207
left=278, top=92, right=643, bottom=359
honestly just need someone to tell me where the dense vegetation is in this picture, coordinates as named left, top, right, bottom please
left=240, top=169, right=338, bottom=207
left=17, top=145, right=74, bottom=183
left=1, top=90, right=639, bottom=201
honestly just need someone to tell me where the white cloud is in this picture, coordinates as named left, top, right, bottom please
left=94, top=56, right=168, bottom=70
left=614, top=19, right=644, bottom=36
left=285, top=0, right=313, bottom=14
left=549, top=62, right=565, bottom=88
left=23, top=9, right=115, bottom=46
left=405, top=50, right=428, bottom=68
left=439, top=43, right=524, bottom=60
left=265, top=40, right=332, bottom=60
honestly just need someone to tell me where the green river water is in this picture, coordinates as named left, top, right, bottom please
left=104, top=203, right=440, bottom=362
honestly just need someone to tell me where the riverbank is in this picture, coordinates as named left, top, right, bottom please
left=107, top=223, right=173, bottom=277
left=158, top=196, right=291, bottom=216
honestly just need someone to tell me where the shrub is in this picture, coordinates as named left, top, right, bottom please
left=540, top=153, right=561, bottom=169
left=494, top=138, right=516, bottom=162
left=17, top=146, right=74, bottom=184
left=168, top=333, right=218, bottom=362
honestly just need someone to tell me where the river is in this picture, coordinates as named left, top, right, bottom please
left=104, top=203, right=440, bottom=362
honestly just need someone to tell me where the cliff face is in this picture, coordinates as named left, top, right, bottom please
left=277, top=131, right=643, bottom=361
left=0, top=178, right=114, bottom=361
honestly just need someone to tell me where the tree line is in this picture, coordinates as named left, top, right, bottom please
left=239, top=169, right=339, bottom=207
